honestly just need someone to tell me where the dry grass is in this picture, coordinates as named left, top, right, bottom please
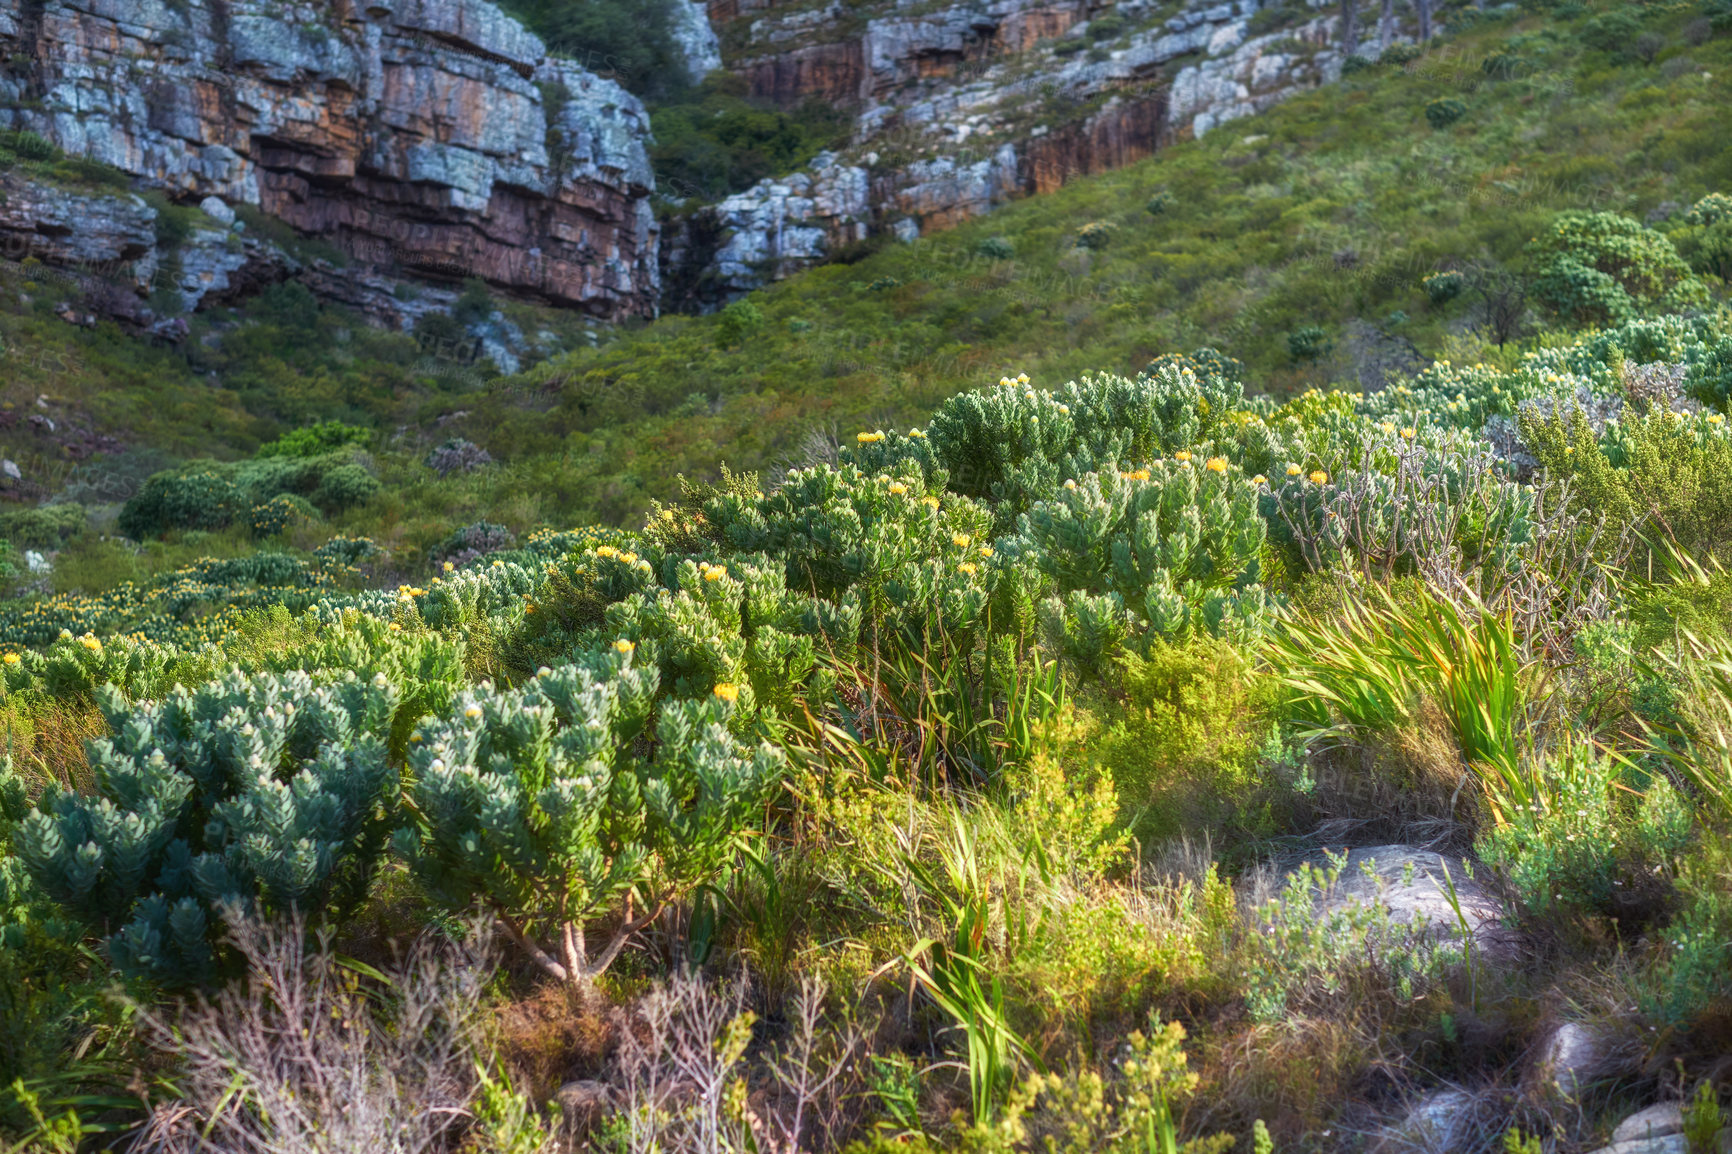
left=0, top=696, right=105, bottom=794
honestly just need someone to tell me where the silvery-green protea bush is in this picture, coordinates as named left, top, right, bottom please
left=12, top=670, right=399, bottom=985
left=394, top=650, right=784, bottom=989
left=1018, top=458, right=1270, bottom=668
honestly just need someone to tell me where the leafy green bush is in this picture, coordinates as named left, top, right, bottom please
left=394, top=650, right=783, bottom=987
left=977, top=236, right=1016, bottom=260
left=1579, top=7, right=1645, bottom=58
left=1422, top=269, right=1466, bottom=304
left=118, top=471, right=243, bottom=539
left=311, top=463, right=382, bottom=512
left=1527, top=211, right=1707, bottom=325
left=1425, top=98, right=1468, bottom=129
left=1075, top=222, right=1115, bottom=250
left=10, top=670, right=400, bottom=984
left=0, top=505, right=86, bottom=550
left=246, top=493, right=318, bottom=538
left=500, top=0, right=690, bottom=98
left=1287, top=325, right=1332, bottom=363
left=255, top=421, right=371, bottom=459
left=715, top=300, right=765, bottom=348
left=1669, top=192, right=1732, bottom=283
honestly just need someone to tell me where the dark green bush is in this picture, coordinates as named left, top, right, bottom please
left=1580, top=7, right=1645, bottom=58
left=1423, top=269, right=1466, bottom=303
left=1380, top=41, right=1423, bottom=63
left=1670, top=192, right=1732, bottom=282
left=977, top=236, right=1016, bottom=260
left=311, top=464, right=382, bottom=512
left=1340, top=53, right=1374, bottom=74
left=1287, top=325, right=1332, bottom=363
left=0, top=505, right=86, bottom=550
left=1425, top=98, right=1468, bottom=129
left=1145, top=191, right=1175, bottom=216
left=119, top=471, right=244, bottom=539
left=1527, top=211, right=1706, bottom=324
left=497, top=0, right=690, bottom=98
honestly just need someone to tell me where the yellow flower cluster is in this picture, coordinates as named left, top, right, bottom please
left=952, top=533, right=972, bottom=548
left=958, top=562, right=978, bottom=576
left=700, top=562, right=727, bottom=582
left=1119, top=468, right=1151, bottom=481
left=613, top=639, right=636, bottom=654
left=1310, top=470, right=1329, bottom=485
left=1173, top=451, right=1192, bottom=462
left=997, top=372, right=1031, bottom=387
left=888, top=482, right=909, bottom=495
left=1204, top=457, right=1228, bottom=473
left=923, top=496, right=941, bottom=509
left=856, top=431, right=886, bottom=444
left=713, top=682, right=740, bottom=702
left=1286, top=464, right=1304, bottom=476
left=1252, top=474, right=1267, bottom=485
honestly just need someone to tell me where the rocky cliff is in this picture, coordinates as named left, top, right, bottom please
left=669, top=0, right=1408, bottom=304
left=0, top=0, right=660, bottom=323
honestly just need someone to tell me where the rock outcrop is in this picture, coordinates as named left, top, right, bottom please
left=672, top=0, right=1398, bottom=302
left=0, top=0, right=660, bottom=322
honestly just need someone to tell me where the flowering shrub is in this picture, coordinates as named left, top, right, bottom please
left=11, top=670, right=399, bottom=984
left=247, top=493, right=318, bottom=538
left=394, top=651, right=783, bottom=987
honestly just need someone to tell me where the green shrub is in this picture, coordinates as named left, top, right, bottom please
left=3, top=131, right=58, bottom=162
left=118, top=470, right=243, bottom=539
left=255, top=421, right=371, bottom=459
left=246, top=494, right=319, bottom=538
left=0, top=505, right=86, bottom=550
left=977, top=236, right=1016, bottom=260
left=1075, top=221, right=1115, bottom=250
left=1340, top=53, right=1374, bottom=74
left=1528, top=210, right=1707, bottom=325
left=1670, top=192, right=1732, bottom=283
left=1380, top=41, right=1423, bottom=63
left=10, top=670, right=400, bottom=985
left=1579, top=7, right=1645, bottom=58
left=1422, top=269, right=1466, bottom=304
left=311, top=464, right=382, bottom=512
left=1425, top=98, right=1468, bottom=129
left=394, top=650, right=784, bottom=988
left=1287, top=325, right=1332, bottom=363
left=715, top=299, right=765, bottom=348
left=1145, top=191, right=1175, bottom=215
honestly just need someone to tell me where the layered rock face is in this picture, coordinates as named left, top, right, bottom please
left=0, top=0, right=660, bottom=321
left=674, top=0, right=1392, bottom=303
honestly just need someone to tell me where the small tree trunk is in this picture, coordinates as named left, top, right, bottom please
left=1341, top=0, right=1359, bottom=57
left=1414, top=0, right=1433, bottom=41
left=1380, top=0, right=1395, bottom=50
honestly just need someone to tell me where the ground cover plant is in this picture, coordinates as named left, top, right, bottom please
left=0, top=294, right=1730, bottom=1150
left=2, top=1, right=1732, bottom=1150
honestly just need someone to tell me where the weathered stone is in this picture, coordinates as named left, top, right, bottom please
left=1532, top=1021, right=1616, bottom=1099
left=1584, top=1137, right=1687, bottom=1154
left=1613, top=1103, right=1684, bottom=1145
left=1304, top=845, right=1523, bottom=963
left=0, top=0, right=659, bottom=320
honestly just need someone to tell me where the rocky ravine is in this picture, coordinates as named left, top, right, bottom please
left=667, top=0, right=1418, bottom=306
left=0, top=0, right=661, bottom=325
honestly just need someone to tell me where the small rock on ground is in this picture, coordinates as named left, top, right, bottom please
left=1303, top=845, right=1523, bottom=963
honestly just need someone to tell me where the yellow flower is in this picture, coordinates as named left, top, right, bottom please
left=1056, top=404, right=1070, bottom=415
left=978, top=545, right=994, bottom=558
left=1205, top=456, right=1228, bottom=473
left=81, top=635, right=101, bottom=652
left=1017, top=373, right=1029, bottom=384
left=958, top=562, right=978, bottom=576
left=1120, top=468, right=1150, bottom=481
left=1252, top=474, right=1267, bottom=485
left=1711, top=414, right=1726, bottom=425
left=856, top=431, right=884, bottom=444
left=713, top=682, right=740, bottom=702
left=2, top=653, right=17, bottom=666
left=1400, top=427, right=1416, bottom=439
left=910, top=428, right=927, bottom=438
left=923, top=496, right=941, bottom=509
left=1174, top=451, right=1192, bottom=462
left=1380, top=422, right=1396, bottom=434
left=389, top=622, right=402, bottom=632
left=662, top=508, right=676, bottom=521
left=619, top=551, right=638, bottom=565
left=1063, top=479, right=1077, bottom=490
left=613, top=639, right=635, bottom=654
left=952, top=533, right=972, bottom=548
left=596, top=545, right=618, bottom=558
left=1286, top=464, right=1304, bottom=476
left=442, top=561, right=454, bottom=572
left=465, top=706, right=482, bottom=719
left=703, top=566, right=724, bottom=581
left=888, top=482, right=909, bottom=495
left=410, top=733, right=423, bottom=743
left=1309, top=470, right=1329, bottom=485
